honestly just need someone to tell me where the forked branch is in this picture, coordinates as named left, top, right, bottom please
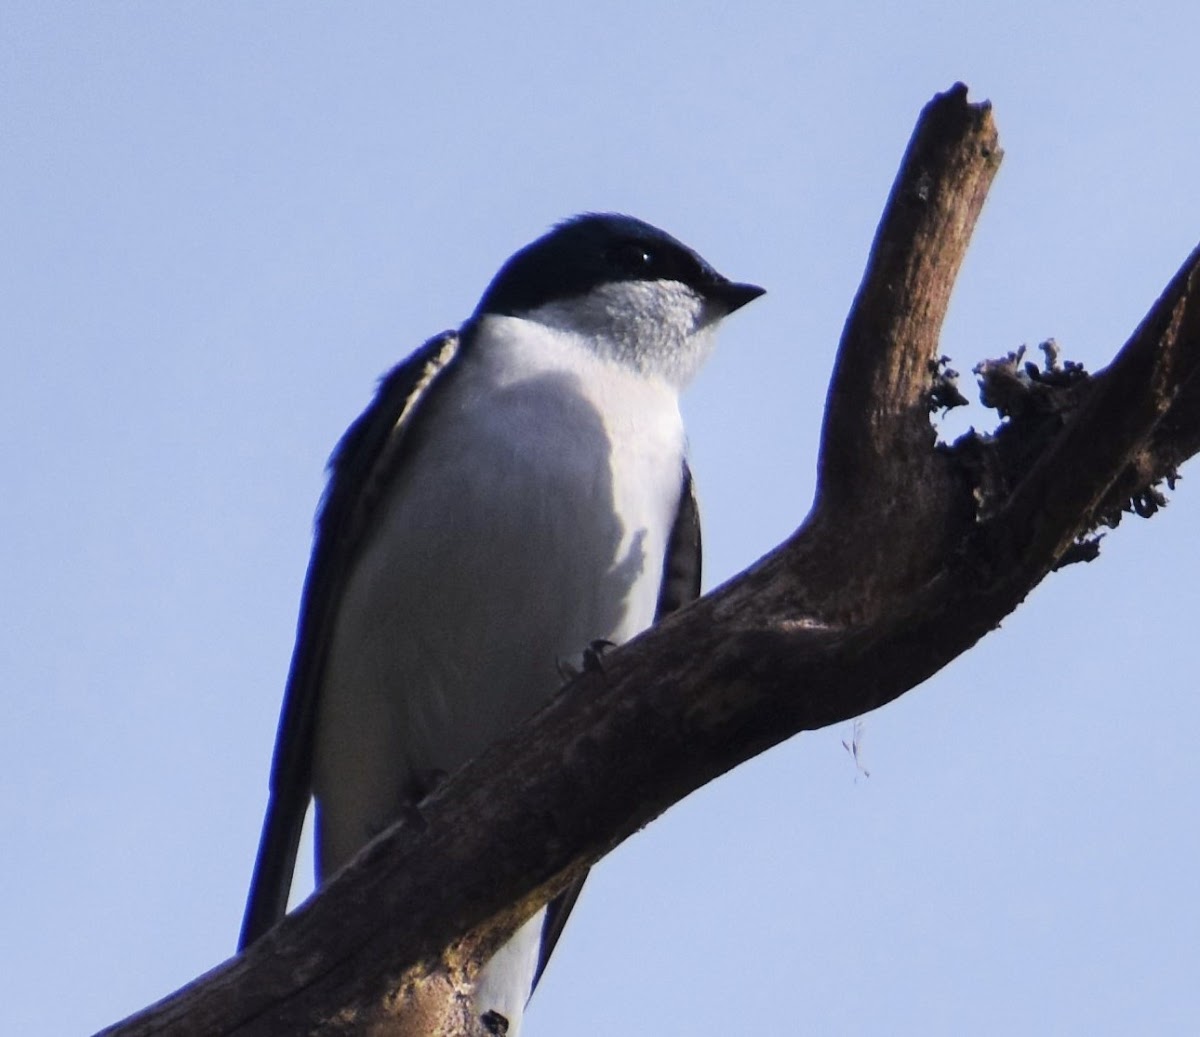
left=98, top=83, right=1200, bottom=1037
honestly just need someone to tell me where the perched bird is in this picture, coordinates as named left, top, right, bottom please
left=239, top=212, right=763, bottom=1034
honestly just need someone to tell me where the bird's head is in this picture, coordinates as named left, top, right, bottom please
left=474, top=213, right=764, bottom=387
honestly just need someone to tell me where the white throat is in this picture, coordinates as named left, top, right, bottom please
left=517, top=279, right=720, bottom=388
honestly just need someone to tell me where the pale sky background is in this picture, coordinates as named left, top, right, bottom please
left=4, top=4, right=1199, bottom=1035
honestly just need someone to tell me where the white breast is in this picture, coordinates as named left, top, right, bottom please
left=313, top=313, right=686, bottom=873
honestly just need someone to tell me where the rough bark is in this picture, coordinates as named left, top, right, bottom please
left=96, top=83, right=1200, bottom=1037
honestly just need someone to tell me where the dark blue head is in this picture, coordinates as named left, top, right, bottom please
left=474, top=213, right=764, bottom=318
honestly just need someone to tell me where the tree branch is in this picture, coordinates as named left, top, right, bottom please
left=97, top=83, right=1200, bottom=1036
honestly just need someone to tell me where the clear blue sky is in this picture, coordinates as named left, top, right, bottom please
left=4, top=4, right=1199, bottom=1034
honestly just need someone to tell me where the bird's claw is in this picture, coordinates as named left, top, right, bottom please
left=481, top=1009, right=509, bottom=1035
left=557, top=638, right=617, bottom=684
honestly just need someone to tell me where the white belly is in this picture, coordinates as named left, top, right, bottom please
left=313, top=316, right=686, bottom=874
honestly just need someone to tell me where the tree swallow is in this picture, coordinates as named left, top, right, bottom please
left=239, top=213, right=763, bottom=1034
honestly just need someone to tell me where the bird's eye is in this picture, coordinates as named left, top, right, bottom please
left=608, top=240, right=656, bottom=275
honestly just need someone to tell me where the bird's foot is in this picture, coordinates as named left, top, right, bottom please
left=557, top=638, right=617, bottom=685
left=480, top=1009, right=509, bottom=1035
left=582, top=638, right=616, bottom=673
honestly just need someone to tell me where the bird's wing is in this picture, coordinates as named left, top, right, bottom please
left=533, top=460, right=702, bottom=987
left=238, top=330, right=463, bottom=951
left=654, top=460, right=703, bottom=619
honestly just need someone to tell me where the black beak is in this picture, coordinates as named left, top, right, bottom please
left=706, top=280, right=766, bottom=314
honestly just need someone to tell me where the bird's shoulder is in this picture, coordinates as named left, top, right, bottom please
left=320, top=329, right=463, bottom=551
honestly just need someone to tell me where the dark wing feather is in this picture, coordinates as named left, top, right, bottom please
left=653, top=461, right=703, bottom=619
left=238, top=330, right=462, bottom=951
left=533, top=460, right=702, bottom=988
